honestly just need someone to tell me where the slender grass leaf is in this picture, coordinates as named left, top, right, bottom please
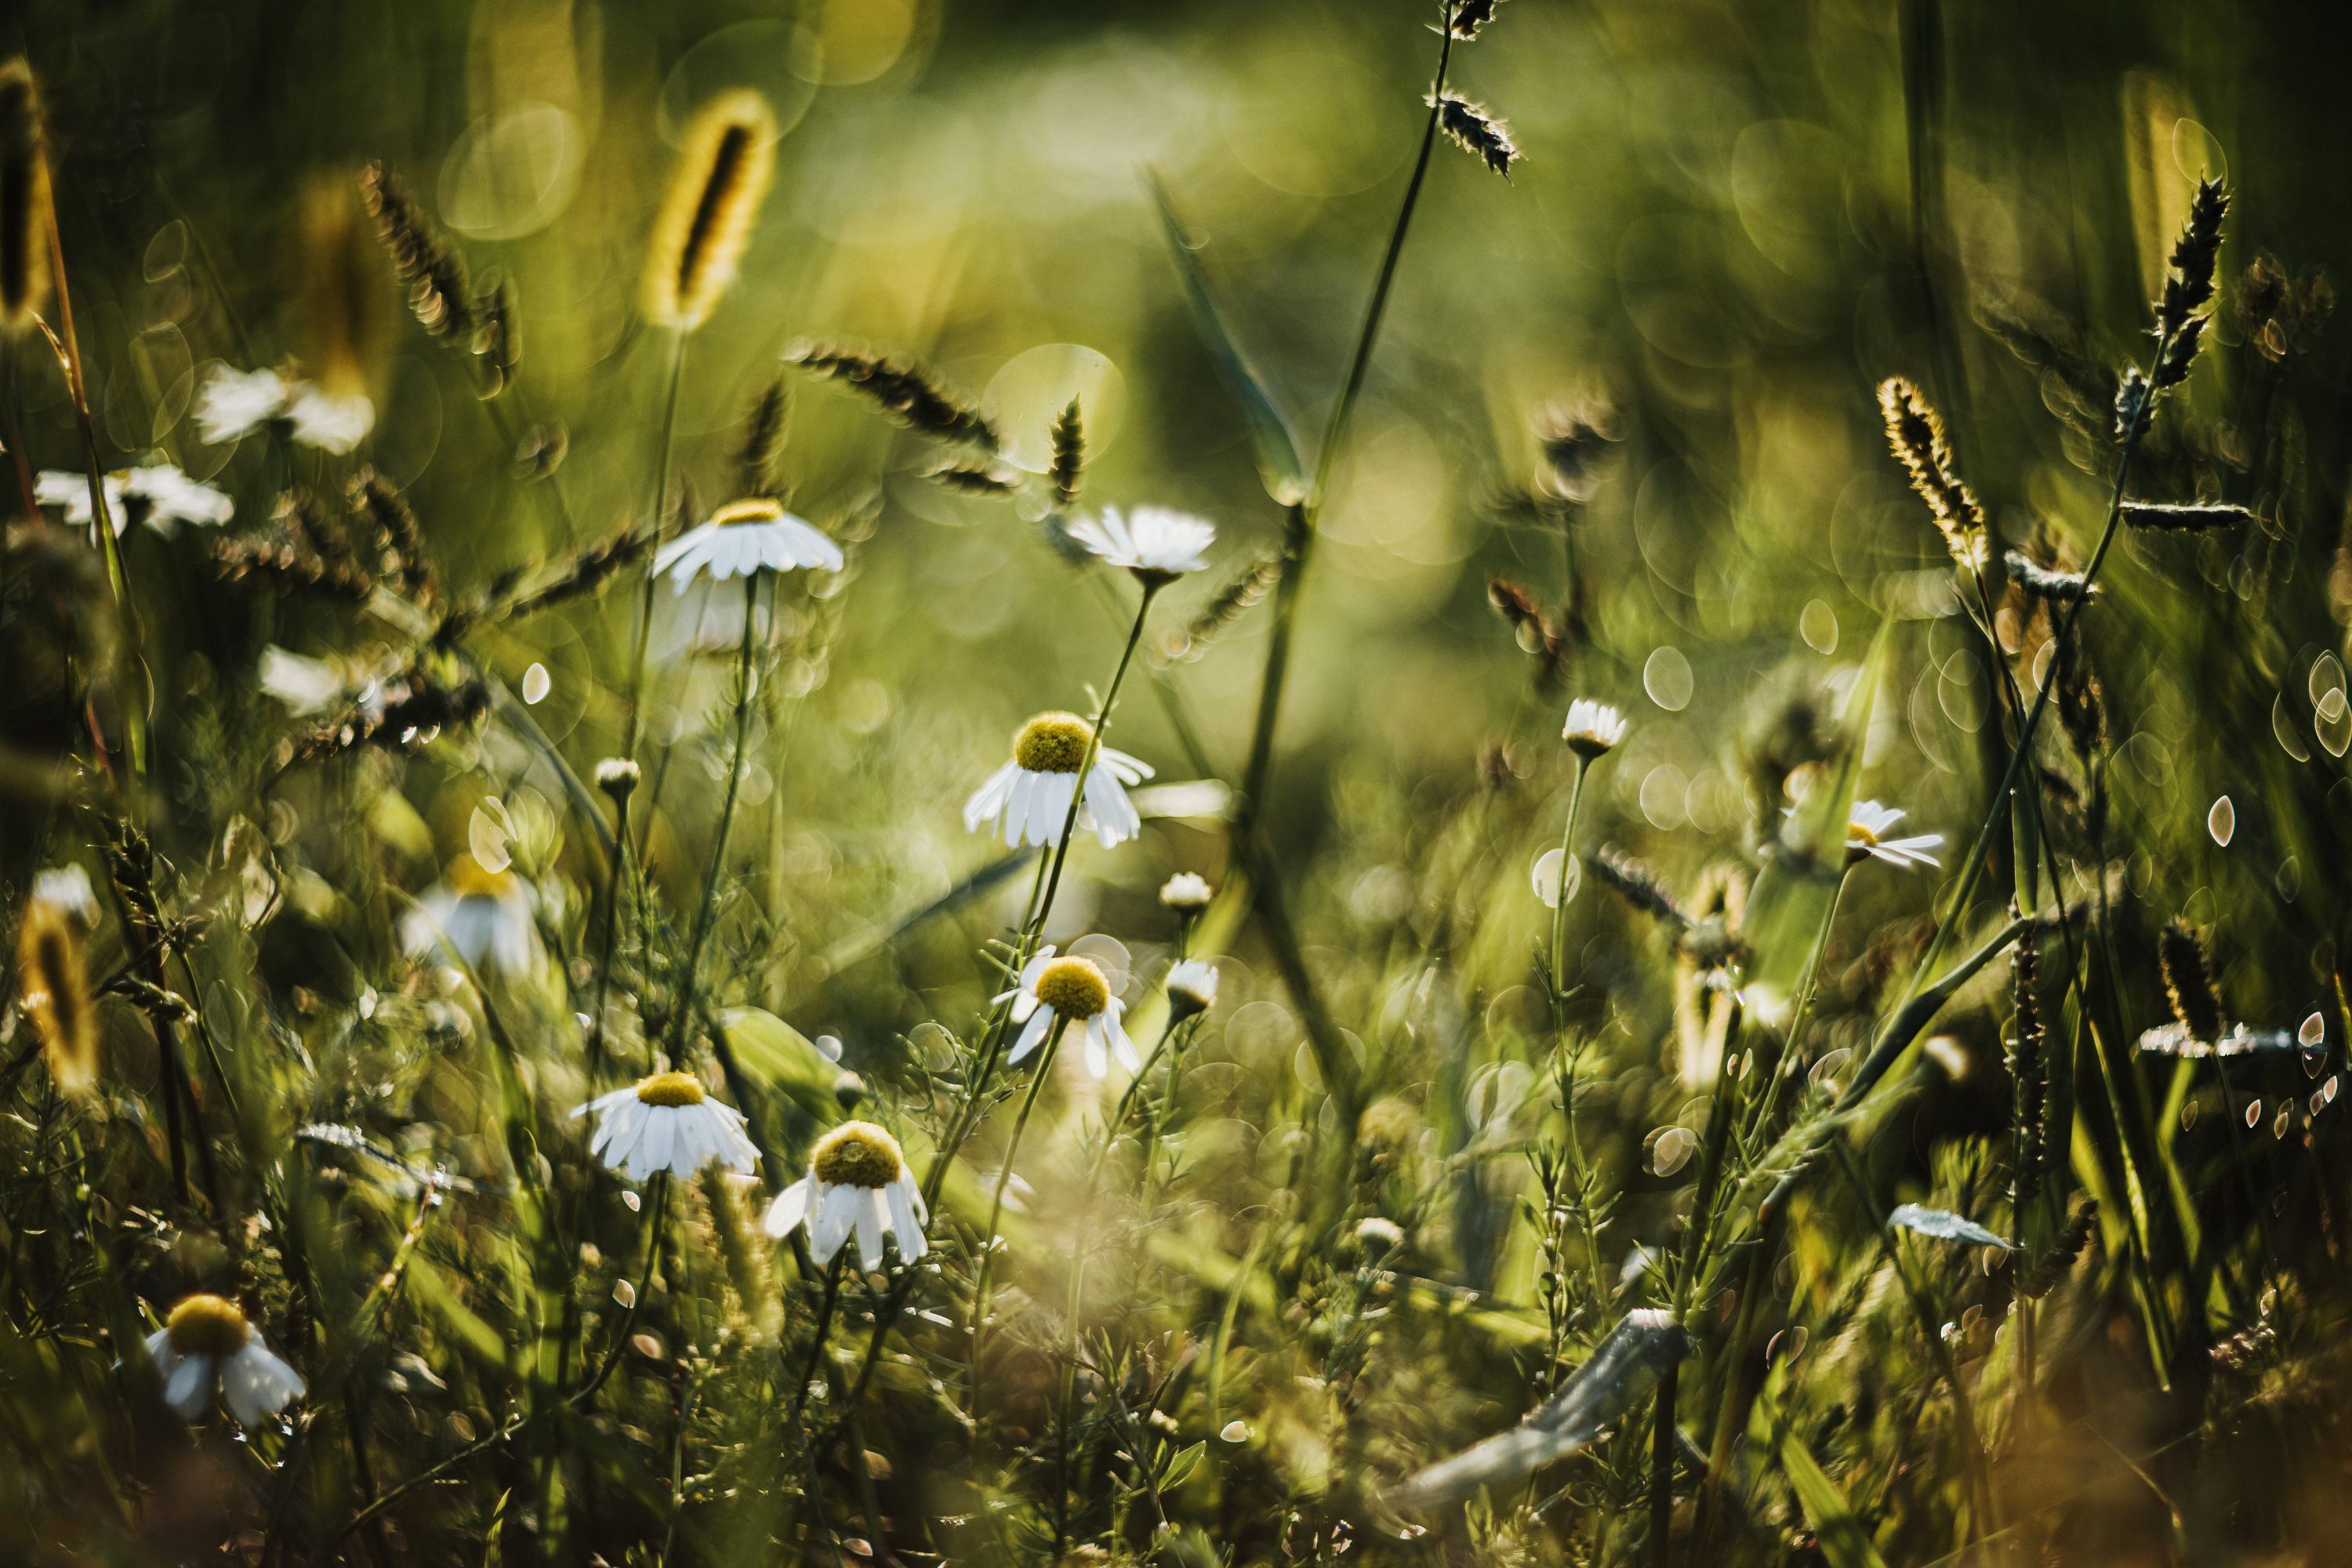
left=1147, top=172, right=1308, bottom=506
left=1778, top=1427, right=1890, bottom=1568
left=1390, top=1309, right=1689, bottom=1508
left=1889, top=1202, right=2016, bottom=1250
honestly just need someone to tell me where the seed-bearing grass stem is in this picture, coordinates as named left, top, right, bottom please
left=622, top=330, right=689, bottom=764
left=667, top=572, right=766, bottom=1062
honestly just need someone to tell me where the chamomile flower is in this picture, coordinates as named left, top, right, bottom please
left=400, top=854, right=539, bottom=974
left=762, top=1120, right=928, bottom=1266
left=30, top=863, right=96, bottom=924
left=258, top=645, right=390, bottom=719
left=34, top=465, right=234, bottom=538
left=1842, top=800, right=1943, bottom=869
left=963, top=711, right=1152, bottom=849
left=1562, top=699, right=1627, bottom=759
left=575, top=1071, right=760, bottom=1182
left=144, top=1294, right=306, bottom=1425
left=652, top=498, right=843, bottom=592
left=1067, top=506, right=1216, bottom=584
left=194, top=365, right=375, bottom=453
left=1159, top=872, right=1215, bottom=912
left=1165, top=957, right=1219, bottom=1021
left=1001, top=946, right=1139, bottom=1077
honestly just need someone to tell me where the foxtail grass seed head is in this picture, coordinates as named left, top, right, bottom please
left=1588, top=846, right=1689, bottom=929
left=2119, top=499, right=2255, bottom=533
left=1432, top=92, right=1519, bottom=176
left=785, top=341, right=1001, bottom=448
left=0, top=60, right=49, bottom=330
left=16, top=895, right=96, bottom=1100
left=765, top=1120, right=927, bottom=1265
left=2002, top=550, right=2096, bottom=604
left=147, top=1295, right=306, bottom=1425
left=1051, top=397, right=1086, bottom=510
left=2018, top=1200, right=2098, bottom=1299
left=737, top=379, right=789, bottom=497
left=361, top=162, right=474, bottom=343
left=1160, top=871, right=1215, bottom=913
left=299, top=179, right=376, bottom=397
left=1876, top=377, right=1984, bottom=568
left=642, top=92, right=776, bottom=333
left=2155, top=177, right=2230, bottom=349
left=2160, top=920, right=2224, bottom=1046
left=1562, top=698, right=1626, bottom=758
left=1448, top=0, right=1507, bottom=39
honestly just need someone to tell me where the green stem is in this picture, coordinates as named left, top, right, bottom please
left=1546, top=755, right=1592, bottom=1010
left=622, top=331, right=689, bottom=763
left=966, top=1018, right=1067, bottom=1420
left=666, top=572, right=763, bottom=1060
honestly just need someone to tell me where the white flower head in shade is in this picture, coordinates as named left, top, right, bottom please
left=1159, top=872, right=1215, bottom=913
left=1165, top=957, right=1219, bottom=1021
left=144, top=1294, right=306, bottom=1425
left=762, top=1120, right=928, bottom=1267
left=194, top=364, right=374, bottom=453
left=1562, top=698, right=1627, bottom=760
left=1001, top=946, right=1139, bottom=1078
left=34, top=466, right=234, bottom=538
left=653, top=498, right=844, bottom=592
left=964, top=710, right=1152, bottom=849
left=400, top=854, right=539, bottom=974
left=31, top=863, right=97, bottom=924
left=258, top=645, right=391, bottom=720
left=575, top=1071, right=760, bottom=1182
left=1841, top=800, right=1943, bottom=870
left=1067, top=506, right=1215, bottom=585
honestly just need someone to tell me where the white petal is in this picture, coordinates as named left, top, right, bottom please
left=223, top=1344, right=303, bottom=1423
left=165, top=1353, right=215, bottom=1417
left=855, top=1188, right=887, bottom=1264
left=764, top=1177, right=813, bottom=1237
left=964, top=761, right=1019, bottom=832
left=1007, top=1006, right=1054, bottom=1065
left=886, top=1180, right=927, bottom=1260
left=811, top=1183, right=858, bottom=1264
left=1084, top=1021, right=1109, bottom=1079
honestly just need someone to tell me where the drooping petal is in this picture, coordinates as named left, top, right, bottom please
left=1006, top=1006, right=1054, bottom=1064
left=164, top=1353, right=215, bottom=1418
left=886, top=1179, right=927, bottom=1260
left=764, top=1177, right=814, bottom=1238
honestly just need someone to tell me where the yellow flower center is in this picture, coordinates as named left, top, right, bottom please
left=445, top=853, right=515, bottom=899
left=713, top=497, right=786, bottom=528
left=1034, top=955, right=1110, bottom=1019
left=634, top=1071, right=708, bottom=1108
left=1013, top=712, right=1093, bottom=775
left=811, top=1120, right=905, bottom=1189
left=165, top=1294, right=251, bottom=1358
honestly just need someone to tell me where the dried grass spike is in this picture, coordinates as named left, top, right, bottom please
left=2120, top=499, right=2254, bottom=532
left=0, top=60, right=49, bottom=329
left=360, top=162, right=474, bottom=343
left=1165, top=552, right=1281, bottom=661
left=2002, top=550, right=2096, bottom=604
left=2159, top=920, right=2223, bottom=1046
left=1876, top=376, right=1984, bottom=567
left=1432, top=93, right=1519, bottom=177
left=924, top=457, right=1022, bottom=495
left=786, top=341, right=1001, bottom=449
left=1449, top=0, right=1506, bottom=39
left=1051, top=398, right=1085, bottom=510
left=16, top=897, right=96, bottom=1100
left=643, top=93, right=776, bottom=333
left=2018, top=1200, right=2096, bottom=1298
left=737, top=378, right=788, bottom=498
left=1586, top=846, right=1690, bottom=930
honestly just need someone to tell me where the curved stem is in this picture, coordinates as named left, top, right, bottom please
left=1546, top=755, right=1592, bottom=1011
left=622, top=331, right=689, bottom=763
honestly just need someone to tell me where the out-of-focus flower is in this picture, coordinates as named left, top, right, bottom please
left=1159, top=872, right=1215, bottom=912
left=34, top=466, right=233, bottom=537
left=401, top=854, right=538, bottom=973
left=145, top=1295, right=306, bottom=1425
left=652, top=498, right=842, bottom=592
left=1068, top=506, right=1214, bottom=584
left=1166, top=957, right=1219, bottom=1020
left=1841, top=800, right=1943, bottom=870
left=575, top=1071, right=759, bottom=1182
left=195, top=364, right=374, bottom=453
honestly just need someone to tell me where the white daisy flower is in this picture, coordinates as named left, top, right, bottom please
left=1562, top=698, right=1627, bottom=759
left=762, top=1120, right=928, bottom=1266
left=963, top=710, right=1152, bottom=849
left=575, top=1070, right=760, bottom=1182
left=1166, top=957, right=1219, bottom=1021
left=1159, top=872, right=1215, bottom=912
left=144, top=1294, right=306, bottom=1425
left=1067, top=505, right=1215, bottom=583
left=400, top=854, right=539, bottom=974
left=652, top=498, right=844, bottom=592
left=34, top=465, right=234, bottom=538
left=31, top=863, right=97, bottom=924
left=594, top=757, right=642, bottom=800
left=1000, top=946, right=1139, bottom=1078
left=1842, top=800, right=1944, bottom=869
left=194, top=364, right=375, bottom=453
